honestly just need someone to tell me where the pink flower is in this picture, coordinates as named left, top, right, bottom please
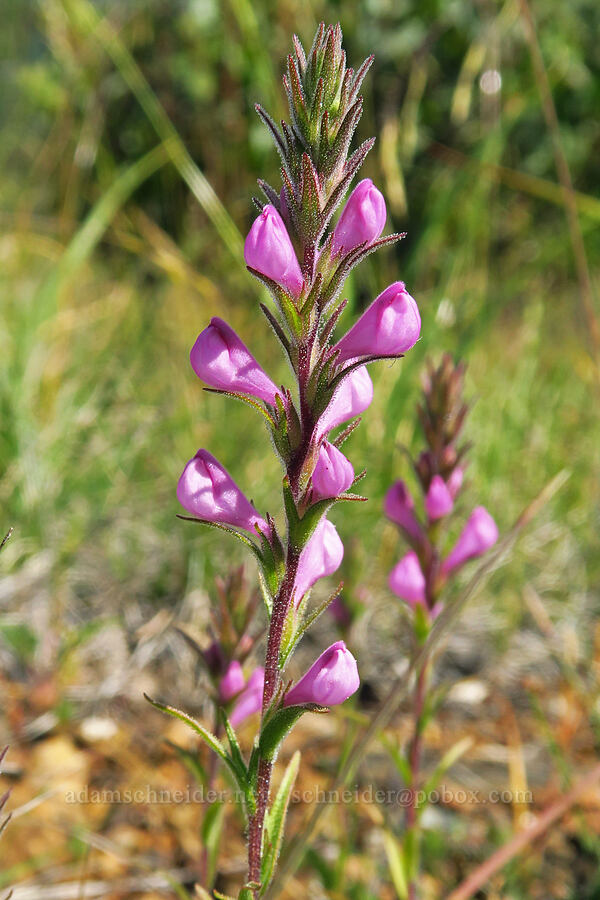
left=318, top=365, right=374, bottom=436
left=219, top=660, right=245, bottom=702
left=244, top=204, right=303, bottom=297
left=384, top=481, right=423, bottom=544
left=283, top=641, right=359, bottom=707
left=177, top=449, right=266, bottom=533
left=190, top=317, right=279, bottom=405
left=388, top=552, right=426, bottom=607
left=334, top=282, right=421, bottom=364
left=447, top=467, right=464, bottom=499
left=230, top=668, right=265, bottom=727
left=425, top=475, right=454, bottom=521
left=442, top=506, right=499, bottom=574
left=311, top=442, right=354, bottom=501
left=332, top=178, right=386, bottom=256
left=294, top=518, right=344, bottom=605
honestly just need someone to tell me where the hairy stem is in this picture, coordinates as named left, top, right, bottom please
left=247, top=329, right=319, bottom=892
left=247, top=535, right=301, bottom=890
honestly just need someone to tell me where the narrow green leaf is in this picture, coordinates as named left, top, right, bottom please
left=0, top=530, right=13, bottom=554
left=194, top=888, right=214, bottom=900
left=380, top=734, right=412, bottom=786
left=144, top=695, right=228, bottom=762
left=247, top=741, right=260, bottom=795
left=292, top=498, right=333, bottom=547
left=422, top=736, right=473, bottom=801
left=383, top=831, right=408, bottom=900
left=260, top=751, right=300, bottom=893
left=220, top=711, right=248, bottom=789
left=176, top=516, right=263, bottom=564
left=403, top=827, right=418, bottom=884
left=259, top=707, right=306, bottom=761
left=279, top=583, right=343, bottom=669
left=277, top=601, right=297, bottom=670
left=203, top=388, right=276, bottom=427
left=201, top=800, right=226, bottom=888
left=165, top=739, right=207, bottom=790
left=62, top=0, right=244, bottom=263
left=238, top=888, right=258, bottom=900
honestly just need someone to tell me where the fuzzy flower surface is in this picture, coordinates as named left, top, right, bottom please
left=284, top=641, right=359, bottom=707
left=318, top=366, right=374, bottom=436
left=311, top=442, right=354, bottom=500
left=190, top=317, right=279, bottom=405
left=332, top=178, right=386, bottom=255
left=335, top=282, right=421, bottom=363
left=177, top=449, right=266, bottom=533
left=294, top=518, right=344, bottom=604
left=244, top=204, right=303, bottom=297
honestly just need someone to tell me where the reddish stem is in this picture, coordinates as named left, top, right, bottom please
left=247, top=536, right=301, bottom=890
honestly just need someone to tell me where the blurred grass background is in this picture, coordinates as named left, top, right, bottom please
left=1, top=0, right=599, bottom=897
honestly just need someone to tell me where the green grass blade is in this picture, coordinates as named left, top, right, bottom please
left=61, top=0, right=244, bottom=263
left=260, top=750, right=300, bottom=893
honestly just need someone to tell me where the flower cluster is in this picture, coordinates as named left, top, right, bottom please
left=385, top=355, right=498, bottom=622
left=177, top=24, right=421, bottom=712
left=154, top=23, right=422, bottom=895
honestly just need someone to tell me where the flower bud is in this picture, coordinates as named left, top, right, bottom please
left=311, top=442, right=354, bottom=501
left=190, top=317, right=279, bottom=405
left=446, top=467, right=464, bottom=499
left=294, top=518, right=344, bottom=605
left=244, top=204, right=303, bottom=297
left=283, top=640, right=359, bottom=707
left=442, top=506, right=498, bottom=574
left=334, top=282, right=421, bottom=364
left=219, top=660, right=245, bottom=702
left=332, top=178, right=386, bottom=256
left=388, top=552, right=426, bottom=607
left=425, top=475, right=454, bottom=521
left=230, top=667, right=264, bottom=727
left=318, top=365, right=374, bottom=436
left=384, top=481, right=423, bottom=543
left=177, top=449, right=266, bottom=533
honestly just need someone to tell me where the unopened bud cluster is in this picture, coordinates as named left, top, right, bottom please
left=178, top=22, right=422, bottom=705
